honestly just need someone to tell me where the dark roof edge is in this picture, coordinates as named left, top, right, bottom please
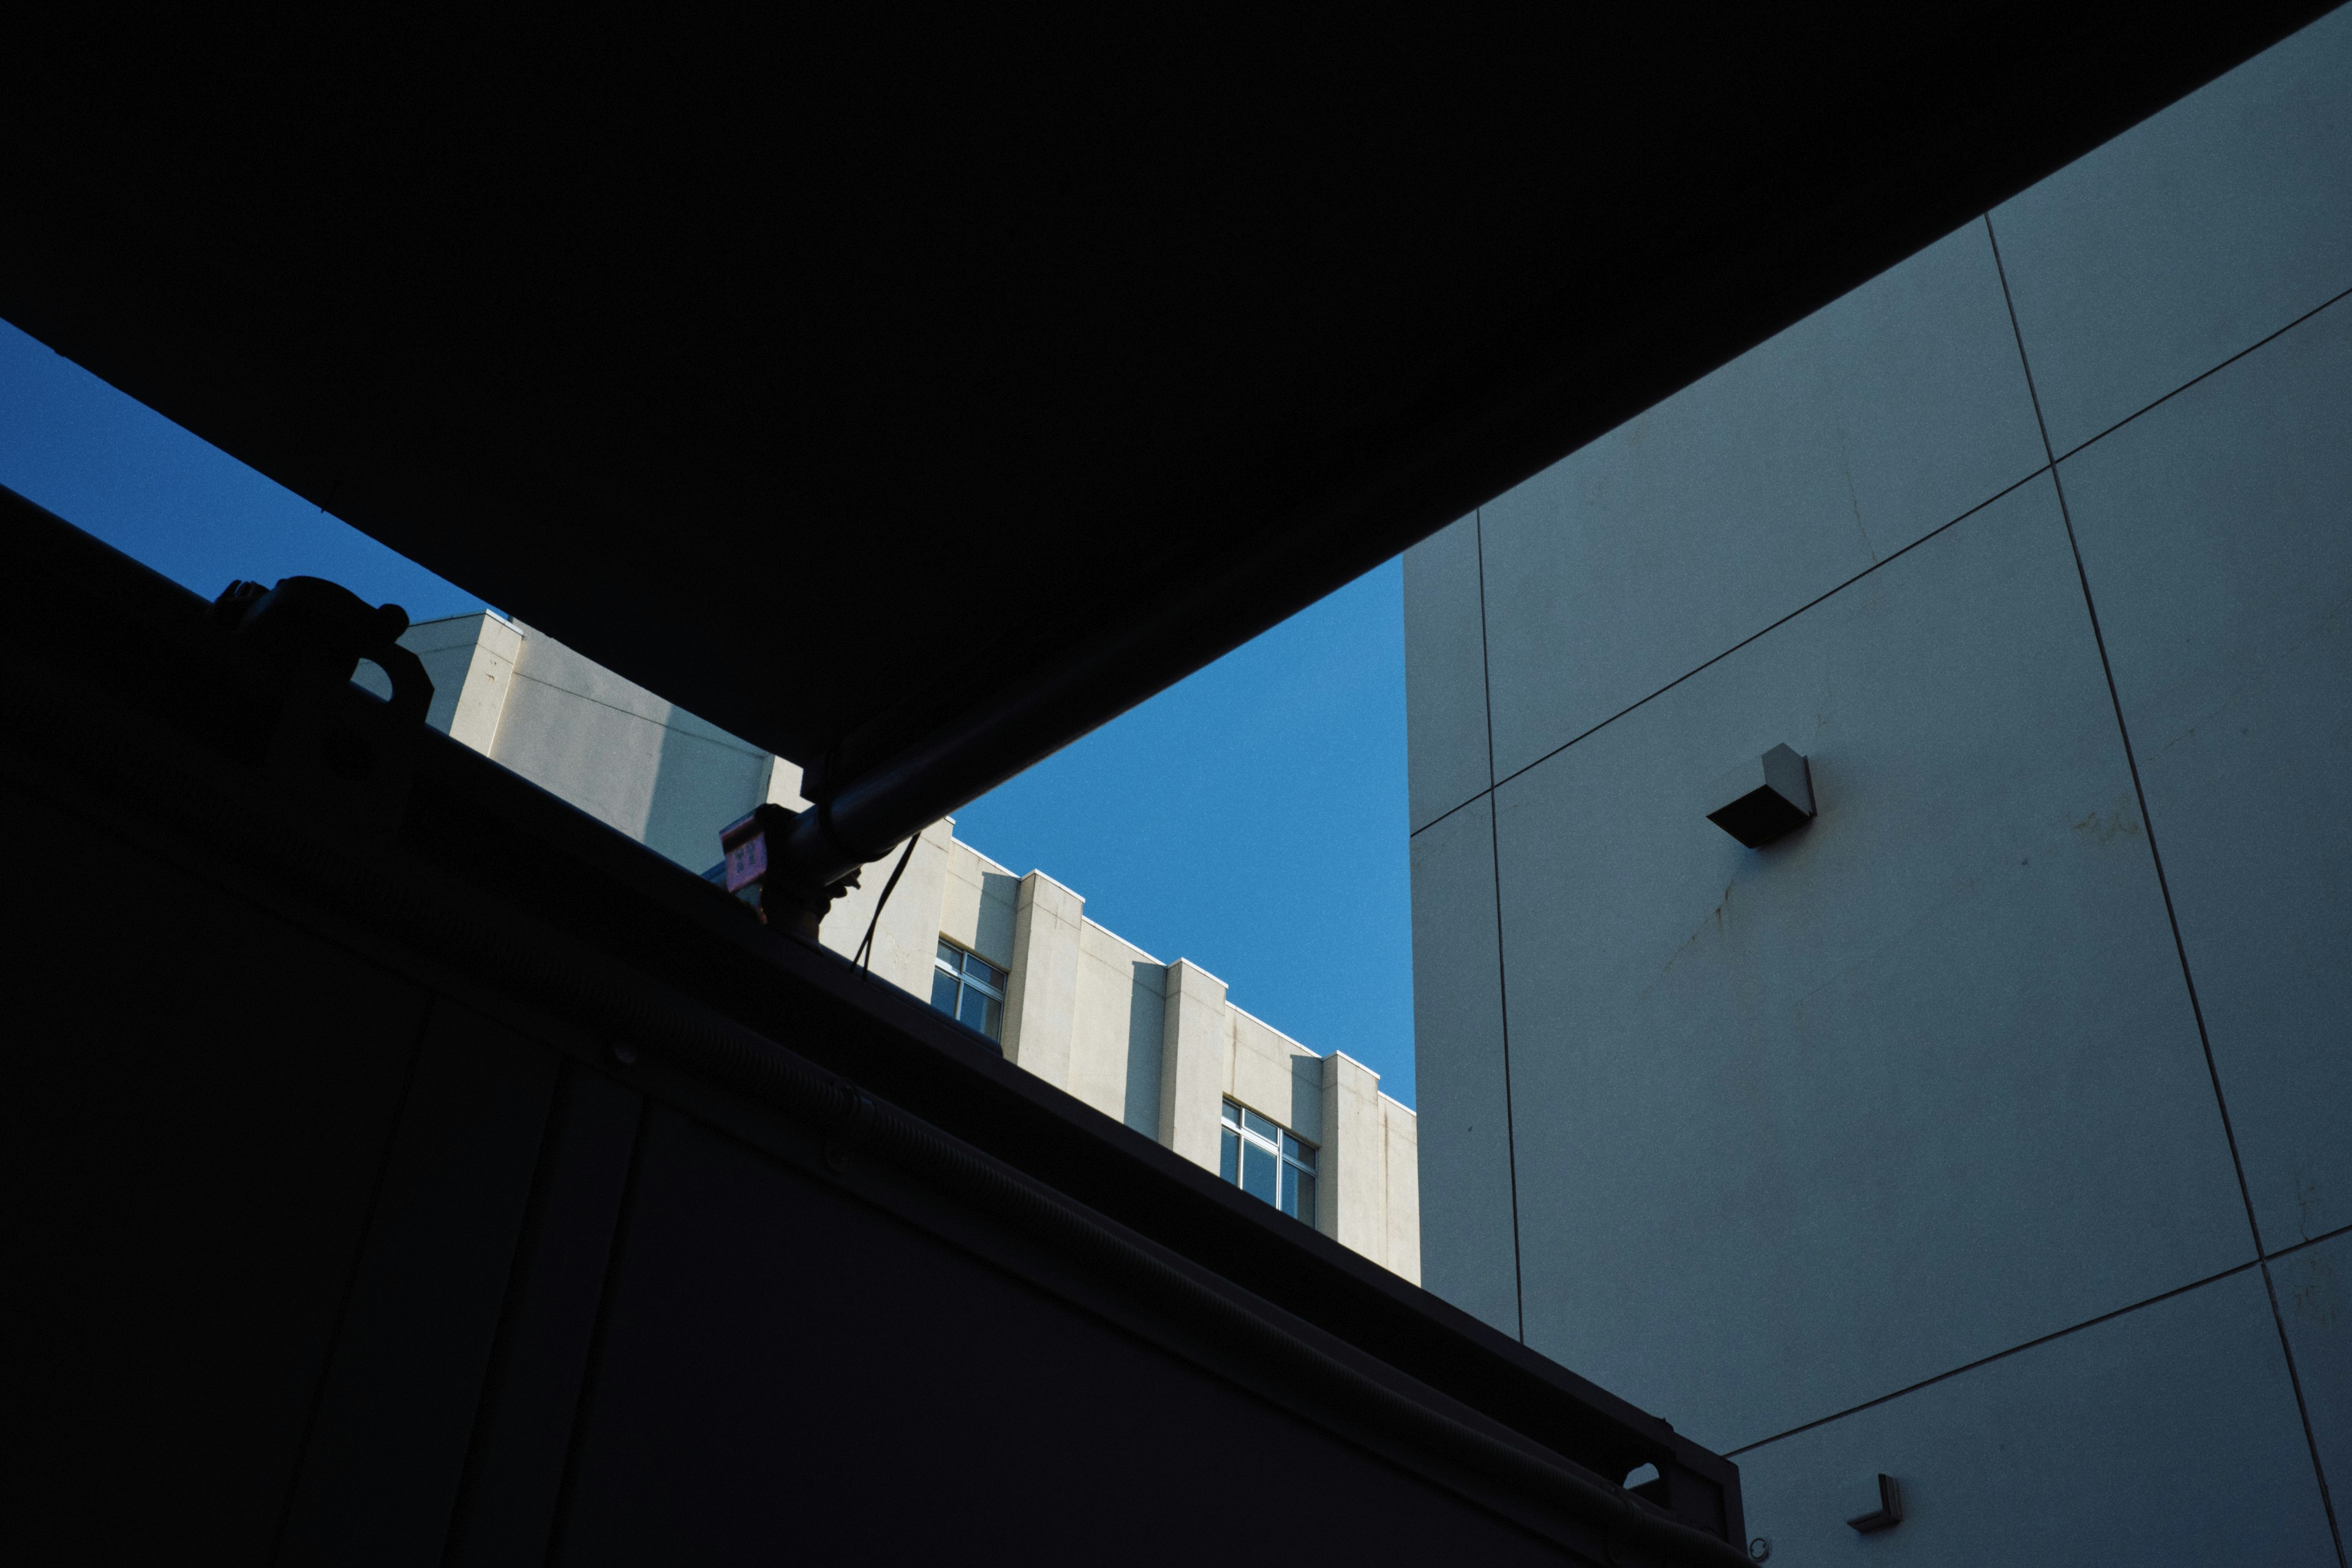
left=0, top=481, right=1747, bottom=1551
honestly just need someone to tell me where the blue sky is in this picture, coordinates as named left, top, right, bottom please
left=954, top=560, right=1414, bottom=1103
left=0, top=315, right=1419, bottom=1104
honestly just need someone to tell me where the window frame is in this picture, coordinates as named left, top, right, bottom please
left=1220, top=1097, right=1317, bottom=1227
left=930, top=938, right=1008, bottom=1042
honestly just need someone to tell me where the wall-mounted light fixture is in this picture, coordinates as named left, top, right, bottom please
left=1845, top=1472, right=1903, bottom=1533
left=1706, top=744, right=1815, bottom=847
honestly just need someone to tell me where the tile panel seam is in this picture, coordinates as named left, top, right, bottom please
left=1407, top=277, right=2352, bottom=842
left=1722, top=1258, right=2261, bottom=1458
left=1402, top=197, right=2352, bottom=1546
left=1985, top=211, right=2345, bottom=1566
left=1413, top=466, right=2045, bottom=838
left=1473, top=507, right=1529, bottom=1343
left=2273, top=1219, right=2352, bottom=1263
left=2045, top=278, right=2352, bottom=467
left=1722, top=1216, right=2352, bottom=1459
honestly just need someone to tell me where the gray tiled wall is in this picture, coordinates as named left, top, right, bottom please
left=1474, top=219, right=2046, bottom=782
left=1401, top=513, right=1492, bottom=832
left=1733, top=1268, right=2337, bottom=1567
left=1989, top=3, right=2352, bottom=458
left=1406, top=5, right=2352, bottom=1553
left=2059, top=298, right=2352, bottom=1252
left=1495, top=475, right=2247, bottom=1450
left=2277, top=1232, right=2352, bottom=1497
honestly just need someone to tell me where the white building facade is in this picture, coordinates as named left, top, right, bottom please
left=1404, top=12, right=2352, bottom=1564
left=379, top=610, right=1421, bottom=1283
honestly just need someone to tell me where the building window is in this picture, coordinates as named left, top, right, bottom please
left=932, top=938, right=1006, bottom=1042
left=1221, top=1099, right=1316, bottom=1226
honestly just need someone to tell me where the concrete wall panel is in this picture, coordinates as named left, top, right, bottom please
left=2274, top=1231, right=2352, bottom=1504
left=481, top=648, right=667, bottom=847
left=1069, top=922, right=1164, bottom=1135
left=1403, top=513, right=1491, bottom=831
left=643, top=722, right=770, bottom=869
left=1159, top=960, right=1228, bottom=1172
left=1408, top=794, right=1520, bottom=1336
left=2059, top=295, right=2352, bottom=1248
left=396, top=612, right=521, bottom=753
left=974, top=873, right=1017, bottom=967
left=1735, top=1269, right=2336, bottom=1567
left=1384, top=1098, right=1422, bottom=1287
left=1991, top=6, right=2352, bottom=456
left=1320, top=1052, right=1386, bottom=1262
left=1227, top=1008, right=1321, bottom=1142
left=1477, top=220, right=2045, bottom=778
left=935, top=841, right=993, bottom=965
left=1003, top=872, right=1084, bottom=1091
left=488, top=628, right=770, bottom=869
left=1494, top=477, right=2248, bottom=1449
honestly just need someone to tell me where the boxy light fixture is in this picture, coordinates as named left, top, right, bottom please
left=1706, top=744, right=1815, bottom=848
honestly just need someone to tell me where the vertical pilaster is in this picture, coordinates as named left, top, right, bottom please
left=1003, top=872, right=1084, bottom=1090
left=399, top=612, right=522, bottom=756
left=1384, top=1096, right=1422, bottom=1285
left=1319, top=1052, right=1387, bottom=1265
left=1158, top=960, right=1228, bottom=1172
left=760, top=756, right=811, bottom=810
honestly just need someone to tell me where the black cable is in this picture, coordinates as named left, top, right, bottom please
left=854, top=832, right=921, bottom=971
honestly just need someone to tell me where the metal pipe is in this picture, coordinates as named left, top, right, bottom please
left=771, top=489, right=1407, bottom=894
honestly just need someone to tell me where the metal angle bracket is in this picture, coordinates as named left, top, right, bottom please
left=1845, top=1472, right=1903, bottom=1534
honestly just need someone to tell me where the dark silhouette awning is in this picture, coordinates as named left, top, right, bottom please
left=2, top=6, right=2326, bottom=855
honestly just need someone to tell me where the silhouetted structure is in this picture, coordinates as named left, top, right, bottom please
left=3, top=10, right=2331, bottom=1562
left=4, top=490, right=1741, bottom=1564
